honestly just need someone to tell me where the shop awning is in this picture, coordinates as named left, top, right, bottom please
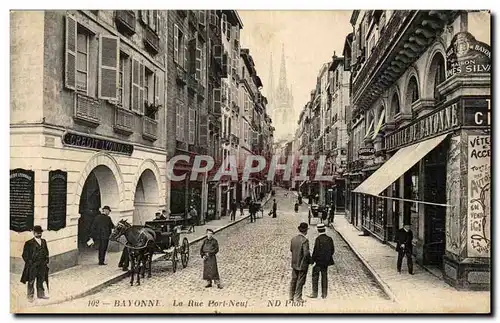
left=352, top=133, right=449, bottom=196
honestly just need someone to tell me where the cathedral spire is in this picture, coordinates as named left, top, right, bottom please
left=278, top=43, right=287, bottom=88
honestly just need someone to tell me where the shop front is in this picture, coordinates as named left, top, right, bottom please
left=352, top=97, right=490, bottom=290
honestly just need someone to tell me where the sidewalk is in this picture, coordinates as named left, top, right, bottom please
left=333, top=214, right=491, bottom=313
left=10, top=205, right=264, bottom=310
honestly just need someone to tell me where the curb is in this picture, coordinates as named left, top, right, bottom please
left=37, top=214, right=253, bottom=307
left=332, top=222, right=398, bottom=303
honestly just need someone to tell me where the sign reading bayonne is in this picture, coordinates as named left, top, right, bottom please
left=63, top=132, right=134, bottom=155
left=446, top=32, right=491, bottom=78
left=385, top=102, right=460, bottom=151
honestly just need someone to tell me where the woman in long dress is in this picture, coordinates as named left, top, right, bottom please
left=200, top=229, right=222, bottom=289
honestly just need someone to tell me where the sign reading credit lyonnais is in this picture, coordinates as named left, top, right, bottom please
left=62, top=132, right=134, bottom=155
left=446, top=32, right=491, bottom=78
left=385, top=103, right=459, bottom=151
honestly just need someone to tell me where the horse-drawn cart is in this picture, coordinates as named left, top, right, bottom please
left=308, top=204, right=328, bottom=225
left=144, top=219, right=190, bottom=273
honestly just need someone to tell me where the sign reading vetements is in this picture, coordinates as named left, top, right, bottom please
left=63, top=132, right=134, bottom=155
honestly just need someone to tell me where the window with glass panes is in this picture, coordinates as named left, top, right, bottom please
left=76, top=30, right=89, bottom=93
left=118, top=53, right=126, bottom=106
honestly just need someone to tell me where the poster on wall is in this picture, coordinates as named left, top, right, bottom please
left=467, top=135, right=491, bottom=257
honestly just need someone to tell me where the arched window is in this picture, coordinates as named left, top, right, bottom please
left=391, top=92, right=400, bottom=116
left=407, top=76, right=419, bottom=107
left=430, top=53, right=446, bottom=102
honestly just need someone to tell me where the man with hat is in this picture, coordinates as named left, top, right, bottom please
left=21, top=225, right=49, bottom=302
left=396, top=223, right=414, bottom=275
left=90, top=206, right=115, bottom=265
left=153, top=211, right=167, bottom=221
left=200, top=228, right=222, bottom=289
left=289, top=222, right=312, bottom=302
left=308, top=223, right=335, bottom=299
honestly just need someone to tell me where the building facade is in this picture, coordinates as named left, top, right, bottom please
left=11, top=10, right=168, bottom=273
left=347, top=10, right=490, bottom=290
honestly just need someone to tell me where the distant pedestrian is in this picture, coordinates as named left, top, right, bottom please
left=249, top=201, right=257, bottom=223
left=396, top=224, right=414, bottom=275
left=200, top=229, right=222, bottom=289
left=230, top=199, right=237, bottom=221
left=289, top=222, right=312, bottom=302
left=308, top=223, right=335, bottom=299
left=328, top=203, right=335, bottom=227
left=272, top=199, right=278, bottom=218
left=21, top=225, right=49, bottom=302
left=90, top=206, right=115, bottom=265
left=294, top=201, right=299, bottom=213
left=239, top=200, right=244, bottom=216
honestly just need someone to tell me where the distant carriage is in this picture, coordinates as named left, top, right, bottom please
left=308, top=204, right=328, bottom=225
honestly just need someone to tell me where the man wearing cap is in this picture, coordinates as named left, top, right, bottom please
left=90, top=206, right=115, bottom=265
left=21, top=225, right=49, bottom=302
left=396, top=224, right=414, bottom=275
left=308, top=223, right=335, bottom=299
left=153, top=211, right=166, bottom=221
left=200, top=229, right=222, bottom=289
left=289, top=222, right=312, bottom=302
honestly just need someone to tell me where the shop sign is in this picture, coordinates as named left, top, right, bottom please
left=10, top=168, right=35, bottom=233
left=385, top=102, right=460, bottom=151
left=62, top=132, right=134, bottom=155
left=359, top=147, right=375, bottom=156
left=47, top=170, right=67, bottom=231
left=446, top=32, right=491, bottom=78
left=467, top=135, right=490, bottom=257
left=463, top=98, right=491, bottom=127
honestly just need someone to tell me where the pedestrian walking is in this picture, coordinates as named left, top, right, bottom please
left=271, top=199, right=278, bottom=218
left=239, top=200, right=244, bottom=216
left=89, top=206, right=115, bottom=265
left=308, top=223, right=335, bottom=299
left=396, top=224, right=414, bottom=275
left=249, top=201, right=256, bottom=223
left=294, top=201, right=299, bottom=213
left=289, top=222, right=311, bottom=302
left=230, top=199, right=237, bottom=221
left=21, top=225, right=49, bottom=302
left=328, top=203, right=335, bottom=227
left=200, top=229, right=222, bottom=289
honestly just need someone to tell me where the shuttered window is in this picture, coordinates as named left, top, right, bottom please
left=213, top=88, right=221, bottom=114
left=199, top=114, right=208, bottom=146
left=64, top=14, right=77, bottom=90
left=118, top=52, right=130, bottom=108
left=154, top=70, right=160, bottom=108
left=173, top=24, right=179, bottom=63
left=76, top=31, right=89, bottom=94
left=199, top=10, right=206, bottom=26
left=188, top=106, right=195, bottom=144
left=131, top=58, right=145, bottom=114
left=195, top=37, right=202, bottom=81
left=144, top=67, right=153, bottom=104
left=213, top=44, right=222, bottom=61
left=183, top=34, right=188, bottom=70
left=176, top=99, right=184, bottom=141
left=98, top=35, right=119, bottom=100
left=232, top=49, right=238, bottom=77
left=201, top=43, right=206, bottom=84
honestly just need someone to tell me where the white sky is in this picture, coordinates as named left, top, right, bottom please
left=238, top=10, right=353, bottom=122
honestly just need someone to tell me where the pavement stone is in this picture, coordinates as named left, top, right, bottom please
left=24, top=188, right=392, bottom=313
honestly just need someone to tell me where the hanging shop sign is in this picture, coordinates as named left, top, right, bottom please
left=446, top=32, right=491, bottom=78
left=385, top=102, right=460, bottom=151
left=62, top=131, right=134, bottom=155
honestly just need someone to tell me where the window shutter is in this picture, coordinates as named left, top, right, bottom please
left=176, top=101, right=181, bottom=138
left=199, top=10, right=206, bottom=26
left=199, top=114, right=208, bottom=146
left=64, top=14, right=77, bottom=90
left=154, top=70, right=160, bottom=107
left=222, top=52, right=228, bottom=76
left=188, top=107, right=195, bottom=144
left=213, top=88, right=221, bottom=114
left=141, top=10, right=148, bottom=24
left=173, top=25, right=179, bottom=63
left=183, top=34, right=188, bottom=70
left=139, top=62, right=145, bottom=115
left=195, top=37, right=201, bottom=81
left=180, top=101, right=185, bottom=141
left=214, top=45, right=222, bottom=60
left=131, top=58, right=140, bottom=113
left=155, top=10, right=161, bottom=32
left=98, top=34, right=120, bottom=100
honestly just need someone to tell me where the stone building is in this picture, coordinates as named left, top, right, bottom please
left=347, top=10, right=490, bottom=290
left=10, top=10, right=167, bottom=272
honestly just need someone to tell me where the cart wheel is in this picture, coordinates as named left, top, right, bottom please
left=181, top=238, right=190, bottom=268
left=172, top=248, right=177, bottom=273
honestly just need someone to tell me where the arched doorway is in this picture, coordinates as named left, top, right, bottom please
left=133, top=169, right=160, bottom=225
left=77, top=165, right=120, bottom=252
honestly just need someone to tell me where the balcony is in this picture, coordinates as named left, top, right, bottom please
left=143, top=26, right=160, bottom=55
left=351, top=10, right=459, bottom=113
left=74, top=93, right=100, bottom=127
left=113, top=106, right=134, bottom=135
left=115, top=10, right=136, bottom=35
left=175, top=66, right=187, bottom=86
left=142, top=116, right=158, bottom=141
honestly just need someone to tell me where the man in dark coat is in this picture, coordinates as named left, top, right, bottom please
left=396, top=224, right=414, bottom=275
left=272, top=199, right=278, bottom=218
left=90, top=206, right=115, bottom=265
left=328, top=203, right=336, bottom=226
left=249, top=201, right=256, bottom=223
left=21, top=225, right=49, bottom=302
left=289, top=222, right=311, bottom=302
left=200, top=229, right=222, bottom=289
left=230, top=199, right=237, bottom=221
left=308, top=223, right=335, bottom=299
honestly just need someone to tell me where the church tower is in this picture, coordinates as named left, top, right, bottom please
left=273, top=44, right=294, bottom=140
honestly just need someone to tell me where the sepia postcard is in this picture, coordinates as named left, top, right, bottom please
left=10, top=9, right=491, bottom=314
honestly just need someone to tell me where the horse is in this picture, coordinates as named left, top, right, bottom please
left=110, top=219, right=156, bottom=286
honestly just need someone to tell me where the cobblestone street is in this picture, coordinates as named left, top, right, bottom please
left=34, top=189, right=391, bottom=313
